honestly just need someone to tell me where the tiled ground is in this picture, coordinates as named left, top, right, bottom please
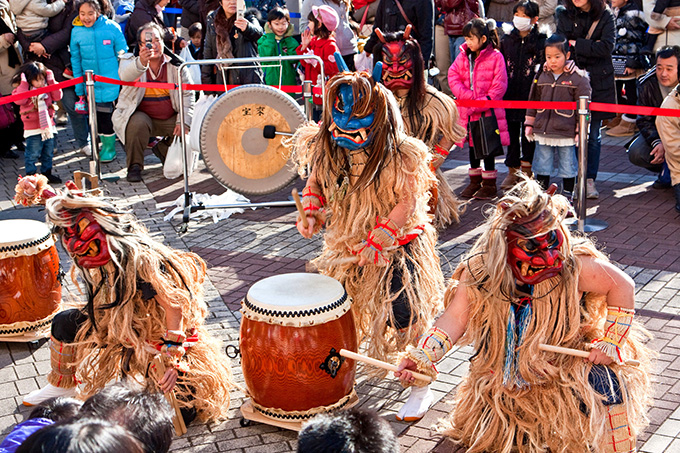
left=0, top=119, right=678, bottom=452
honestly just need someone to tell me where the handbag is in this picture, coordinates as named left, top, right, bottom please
left=467, top=57, right=503, bottom=159
left=0, top=102, right=16, bottom=130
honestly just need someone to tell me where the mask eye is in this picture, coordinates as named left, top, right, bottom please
left=517, top=238, right=535, bottom=252
left=547, top=230, right=559, bottom=247
left=334, top=96, right=344, bottom=113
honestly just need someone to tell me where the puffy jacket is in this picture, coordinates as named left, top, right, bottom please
left=556, top=5, right=617, bottom=121
left=437, top=0, right=479, bottom=37
left=0, top=418, right=53, bottom=453
left=296, top=36, right=339, bottom=104
left=656, top=85, right=680, bottom=185
left=125, top=0, right=182, bottom=51
left=112, top=53, right=194, bottom=144
left=448, top=43, right=510, bottom=147
left=635, top=68, right=664, bottom=148
left=613, top=2, right=652, bottom=70
left=258, top=23, right=299, bottom=86
left=300, top=0, right=358, bottom=56
left=201, top=7, right=264, bottom=86
left=9, top=0, right=64, bottom=34
left=525, top=65, right=592, bottom=139
left=500, top=26, right=546, bottom=121
left=365, top=0, right=434, bottom=62
left=179, top=0, right=199, bottom=29
left=12, top=69, right=62, bottom=130
left=71, top=15, right=128, bottom=103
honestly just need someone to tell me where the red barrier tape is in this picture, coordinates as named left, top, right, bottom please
left=0, top=77, right=84, bottom=106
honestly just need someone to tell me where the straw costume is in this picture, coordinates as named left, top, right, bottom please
left=291, top=57, right=444, bottom=367
left=375, top=26, right=466, bottom=229
left=398, top=180, right=653, bottom=452
left=16, top=176, right=232, bottom=422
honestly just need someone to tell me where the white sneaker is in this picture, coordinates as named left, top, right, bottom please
left=396, top=384, right=434, bottom=422
left=80, top=144, right=91, bottom=157
left=23, top=383, right=77, bottom=407
left=586, top=178, right=599, bottom=199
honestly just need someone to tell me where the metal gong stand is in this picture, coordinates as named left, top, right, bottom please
left=176, top=55, right=325, bottom=232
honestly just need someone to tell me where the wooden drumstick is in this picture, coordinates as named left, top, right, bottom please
left=292, top=189, right=309, bottom=228
left=339, top=349, right=433, bottom=383
left=539, top=343, right=640, bottom=366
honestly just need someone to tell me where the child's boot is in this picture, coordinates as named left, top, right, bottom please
left=473, top=170, right=498, bottom=199
left=460, top=168, right=482, bottom=198
left=500, top=167, right=521, bottom=190
left=99, top=134, right=116, bottom=163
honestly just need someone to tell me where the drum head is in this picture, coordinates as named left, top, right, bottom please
left=200, top=84, right=305, bottom=196
left=0, top=219, right=54, bottom=259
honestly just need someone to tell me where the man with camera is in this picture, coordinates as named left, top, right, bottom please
left=112, top=22, right=194, bottom=182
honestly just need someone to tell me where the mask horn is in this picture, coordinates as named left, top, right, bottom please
left=372, top=61, right=383, bottom=83
left=403, top=24, right=412, bottom=40
left=546, top=184, right=558, bottom=195
left=334, top=51, right=349, bottom=72
left=375, top=28, right=386, bottom=44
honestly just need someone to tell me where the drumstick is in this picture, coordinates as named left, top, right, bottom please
left=539, top=344, right=640, bottom=366
left=292, top=189, right=309, bottom=229
left=339, top=349, right=433, bottom=383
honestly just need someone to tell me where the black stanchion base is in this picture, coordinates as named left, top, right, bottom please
left=101, top=174, right=120, bottom=183
left=565, top=217, right=609, bottom=233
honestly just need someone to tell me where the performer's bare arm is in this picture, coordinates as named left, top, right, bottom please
left=578, top=255, right=636, bottom=365
left=431, top=137, right=454, bottom=171
left=297, top=169, right=323, bottom=239
left=155, top=293, right=183, bottom=392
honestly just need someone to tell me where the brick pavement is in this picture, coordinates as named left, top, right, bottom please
left=0, top=121, right=679, bottom=452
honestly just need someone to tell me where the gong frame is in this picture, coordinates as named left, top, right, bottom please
left=176, top=55, right=325, bottom=230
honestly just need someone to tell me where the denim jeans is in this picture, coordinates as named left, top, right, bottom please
left=533, top=143, right=578, bottom=178
left=61, top=86, right=89, bottom=148
left=449, top=36, right=465, bottom=63
left=25, top=135, right=55, bottom=174
left=586, top=119, right=602, bottom=180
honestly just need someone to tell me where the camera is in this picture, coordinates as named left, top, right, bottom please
left=145, top=31, right=153, bottom=50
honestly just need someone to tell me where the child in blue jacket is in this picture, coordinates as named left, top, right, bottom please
left=71, top=0, right=128, bottom=163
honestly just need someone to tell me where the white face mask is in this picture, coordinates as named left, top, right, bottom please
left=513, top=16, right=533, bottom=32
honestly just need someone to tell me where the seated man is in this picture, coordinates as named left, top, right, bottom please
left=112, top=22, right=193, bottom=182
left=627, top=45, right=680, bottom=188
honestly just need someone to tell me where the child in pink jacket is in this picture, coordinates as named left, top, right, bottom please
left=12, top=61, right=63, bottom=183
left=448, top=18, right=509, bottom=200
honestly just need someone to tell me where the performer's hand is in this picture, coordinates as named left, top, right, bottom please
left=159, top=367, right=179, bottom=393
left=297, top=216, right=316, bottom=238
left=430, top=154, right=445, bottom=172
left=588, top=348, right=613, bottom=366
left=394, top=357, right=418, bottom=386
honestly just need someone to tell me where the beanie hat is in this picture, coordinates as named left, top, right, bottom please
left=312, top=5, right=339, bottom=32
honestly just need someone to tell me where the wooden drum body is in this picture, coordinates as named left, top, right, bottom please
left=240, top=273, right=357, bottom=421
left=0, top=219, right=62, bottom=338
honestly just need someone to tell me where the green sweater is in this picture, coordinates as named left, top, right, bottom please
left=257, top=26, right=299, bottom=86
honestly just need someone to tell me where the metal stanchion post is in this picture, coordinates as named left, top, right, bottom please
left=85, top=71, right=99, bottom=179
left=567, top=96, right=608, bottom=233
left=177, top=64, right=192, bottom=231
left=303, top=80, right=313, bottom=121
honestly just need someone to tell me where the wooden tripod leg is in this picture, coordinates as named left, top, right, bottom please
left=72, top=171, right=101, bottom=195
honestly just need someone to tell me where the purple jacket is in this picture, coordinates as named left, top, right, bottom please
left=0, top=418, right=53, bottom=453
left=448, top=44, right=510, bottom=148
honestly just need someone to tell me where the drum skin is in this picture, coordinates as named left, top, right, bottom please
left=0, top=244, right=61, bottom=326
left=240, top=310, right=357, bottom=413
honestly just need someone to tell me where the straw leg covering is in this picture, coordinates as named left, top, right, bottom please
left=433, top=168, right=464, bottom=229
left=47, top=336, right=78, bottom=389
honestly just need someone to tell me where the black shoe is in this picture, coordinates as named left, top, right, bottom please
left=15, top=142, right=25, bottom=152
left=674, top=184, right=680, bottom=214
left=42, top=170, right=62, bottom=184
left=126, top=164, right=142, bottom=182
left=0, top=149, right=19, bottom=159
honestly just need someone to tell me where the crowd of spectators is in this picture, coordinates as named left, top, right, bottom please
left=0, top=0, right=678, bottom=208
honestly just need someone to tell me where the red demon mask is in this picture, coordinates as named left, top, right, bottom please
left=506, top=211, right=564, bottom=284
left=381, top=40, right=414, bottom=90
left=62, top=211, right=111, bottom=268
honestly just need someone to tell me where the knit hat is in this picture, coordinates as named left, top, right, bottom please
left=312, top=5, right=339, bottom=32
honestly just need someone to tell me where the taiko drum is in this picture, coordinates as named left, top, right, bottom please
left=0, top=219, right=62, bottom=337
left=240, top=273, right=357, bottom=421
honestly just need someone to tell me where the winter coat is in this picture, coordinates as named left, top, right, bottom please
left=643, top=0, right=680, bottom=50
left=12, top=69, right=63, bottom=130
left=300, top=0, right=358, bottom=56
left=656, top=85, right=680, bottom=185
left=9, top=0, right=64, bottom=34
left=112, top=53, right=194, bottom=144
left=448, top=43, right=510, bottom=147
left=71, top=15, right=128, bottom=103
left=0, top=0, right=21, bottom=96
left=613, top=2, right=652, bottom=70
left=125, top=0, right=181, bottom=51
left=365, top=0, right=435, bottom=62
left=297, top=36, right=339, bottom=104
left=536, top=0, right=558, bottom=33
left=556, top=5, right=617, bottom=121
left=525, top=65, right=592, bottom=139
left=635, top=68, right=665, bottom=147
left=488, top=0, right=515, bottom=24
left=436, top=0, right=479, bottom=37
left=500, top=26, right=546, bottom=121
left=258, top=23, right=299, bottom=86
left=201, top=8, right=264, bottom=86
left=179, top=0, right=199, bottom=29
left=0, top=418, right=53, bottom=453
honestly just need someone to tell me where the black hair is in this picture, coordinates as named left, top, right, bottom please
left=656, top=45, right=680, bottom=65
left=544, top=34, right=570, bottom=56
left=188, top=22, right=202, bottom=38
left=29, top=397, right=83, bottom=423
left=76, top=0, right=102, bottom=15
left=15, top=419, right=144, bottom=453
left=307, top=11, right=331, bottom=40
left=462, top=18, right=500, bottom=51
left=513, top=0, right=540, bottom=18
left=267, top=6, right=290, bottom=22
left=13, top=61, right=48, bottom=87
left=563, top=0, right=606, bottom=20
left=77, top=382, right=173, bottom=453
left=136, top=22, right=165, bottom=45
left=297, top=408, right=398, bottom=453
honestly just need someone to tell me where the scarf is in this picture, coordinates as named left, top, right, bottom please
left=37, top=93, right=54, bottom=140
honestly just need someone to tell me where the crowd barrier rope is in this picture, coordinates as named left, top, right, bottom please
left=4, top=75, right=680, bottom=118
